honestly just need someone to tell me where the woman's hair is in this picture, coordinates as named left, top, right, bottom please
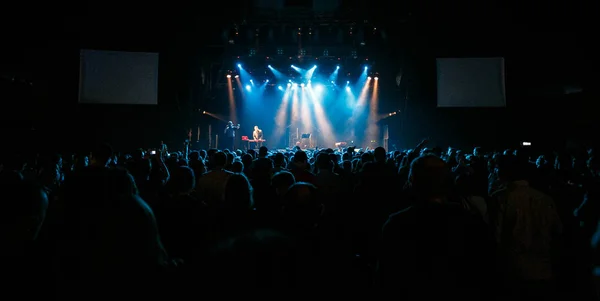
left=223, top=173, right=254, bottom=210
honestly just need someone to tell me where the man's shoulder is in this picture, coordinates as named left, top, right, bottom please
left=203, top=169, right=233, bottom=177
left=385, top=206, right=415, bottom=225
left=490, top=186, right=509, bottom=198
left=527, top=186, right=554, bottom=204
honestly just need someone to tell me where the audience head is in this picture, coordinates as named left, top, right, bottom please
left=231, top=161, right=244, bottom=173
left=293, top=150, right=308, bottom=165
left=374, top=146, right=386, bottom=163
left=169, top=166, right=196, bottom=195
left=74, top=154, right=89, bottom=170
left=0, top=171, right=48, bottom=241
left=241, top=153, right=253, bottom=166
left=342, top=160, right=352, bottom=172
left=91, top=143, right=113, bottom=167
left=273, top=152, right=285, bottom=167
left=315, top=152, right=333, bottom=171
left=361, top=152, right=374, bottom=163
left=213, top=151, right=227, bottom=168
left=189, top=151, right=200, bottom=161
left=133, top=148, right=145, bottom=160
left=281, top=182, right=323, bottom=228
left=225, top=152, right=234, bottom=165
left=272, top=171, right=296, bottom=197
left=496, top=155, right=527, bottom=182
left=408, top=154, right=451, bottom=201
left=258, top=146, right=268, bottom=158
left=106, top=167, right=140, bottom=198
left=223, top=173, right=254, bottom=211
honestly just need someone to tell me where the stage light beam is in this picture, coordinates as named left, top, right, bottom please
left=365, top=74, right=380, bottom=146
left=272, top=84, right=292, bottom=146
left=226, top=76, right=237, bottom=124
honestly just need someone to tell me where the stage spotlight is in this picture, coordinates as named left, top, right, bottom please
left=245, top=85, right=251, bottom=91
left=300, top=83, right=305, bottom=88
left=374, top=77, right=379, bottom=80
left=364, top=66, right=368, bottom=70
left=367, top=76, right=372, bottom=80
left=314, top=84, right=324, bottom=93
left=287, top=83, right=291, bottom=87
left=291, top=65, right=295, bottom=68
left=266, top=79, right=269, bottom=83
left=278, top=86, right=284, bottom=90
left=345, top=86, right=351, bottom=91
left=346, top=81, right=350, bottom=84
left=268, top=65, right=272, bottom=68
left=235, top=75, right=239, bottom=78
left=226, top=74, right=231, bottom=78
left=237, top=64, right=241, bottom=68
left=336, top=66, right=340, bottom=69
left=313, top=65, right=317, bottom=68
left=202, top=111, right=206, bottom=114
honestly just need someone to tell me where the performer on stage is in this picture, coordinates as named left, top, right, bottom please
left=252, top=125, right=264, bottom=148
left=224, top=121, right=240, bottom=150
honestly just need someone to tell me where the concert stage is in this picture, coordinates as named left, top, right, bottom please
left=200, top=20, right=400, bottom=150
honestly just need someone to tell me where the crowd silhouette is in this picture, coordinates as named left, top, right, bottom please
left=1, top=141, right=598, bottom=300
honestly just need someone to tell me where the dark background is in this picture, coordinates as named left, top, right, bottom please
left=0, top=0, right=588, bottom=153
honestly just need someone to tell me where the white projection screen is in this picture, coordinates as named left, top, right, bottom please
left=78, top=49, right=159, bottom=105
left=436, top=57, right=506, bottom=107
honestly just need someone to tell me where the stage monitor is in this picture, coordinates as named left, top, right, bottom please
left=78, top=49, right=159, bottom=105
left=436, top=57, right=506, bottom=108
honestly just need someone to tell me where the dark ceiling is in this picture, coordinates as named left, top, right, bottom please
left=0, top=0, right=585, bottom=89
left=2, top=0, right=584, bottom=46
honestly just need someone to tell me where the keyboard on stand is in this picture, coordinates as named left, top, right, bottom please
left=245, top=139, right=266, bottom=149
